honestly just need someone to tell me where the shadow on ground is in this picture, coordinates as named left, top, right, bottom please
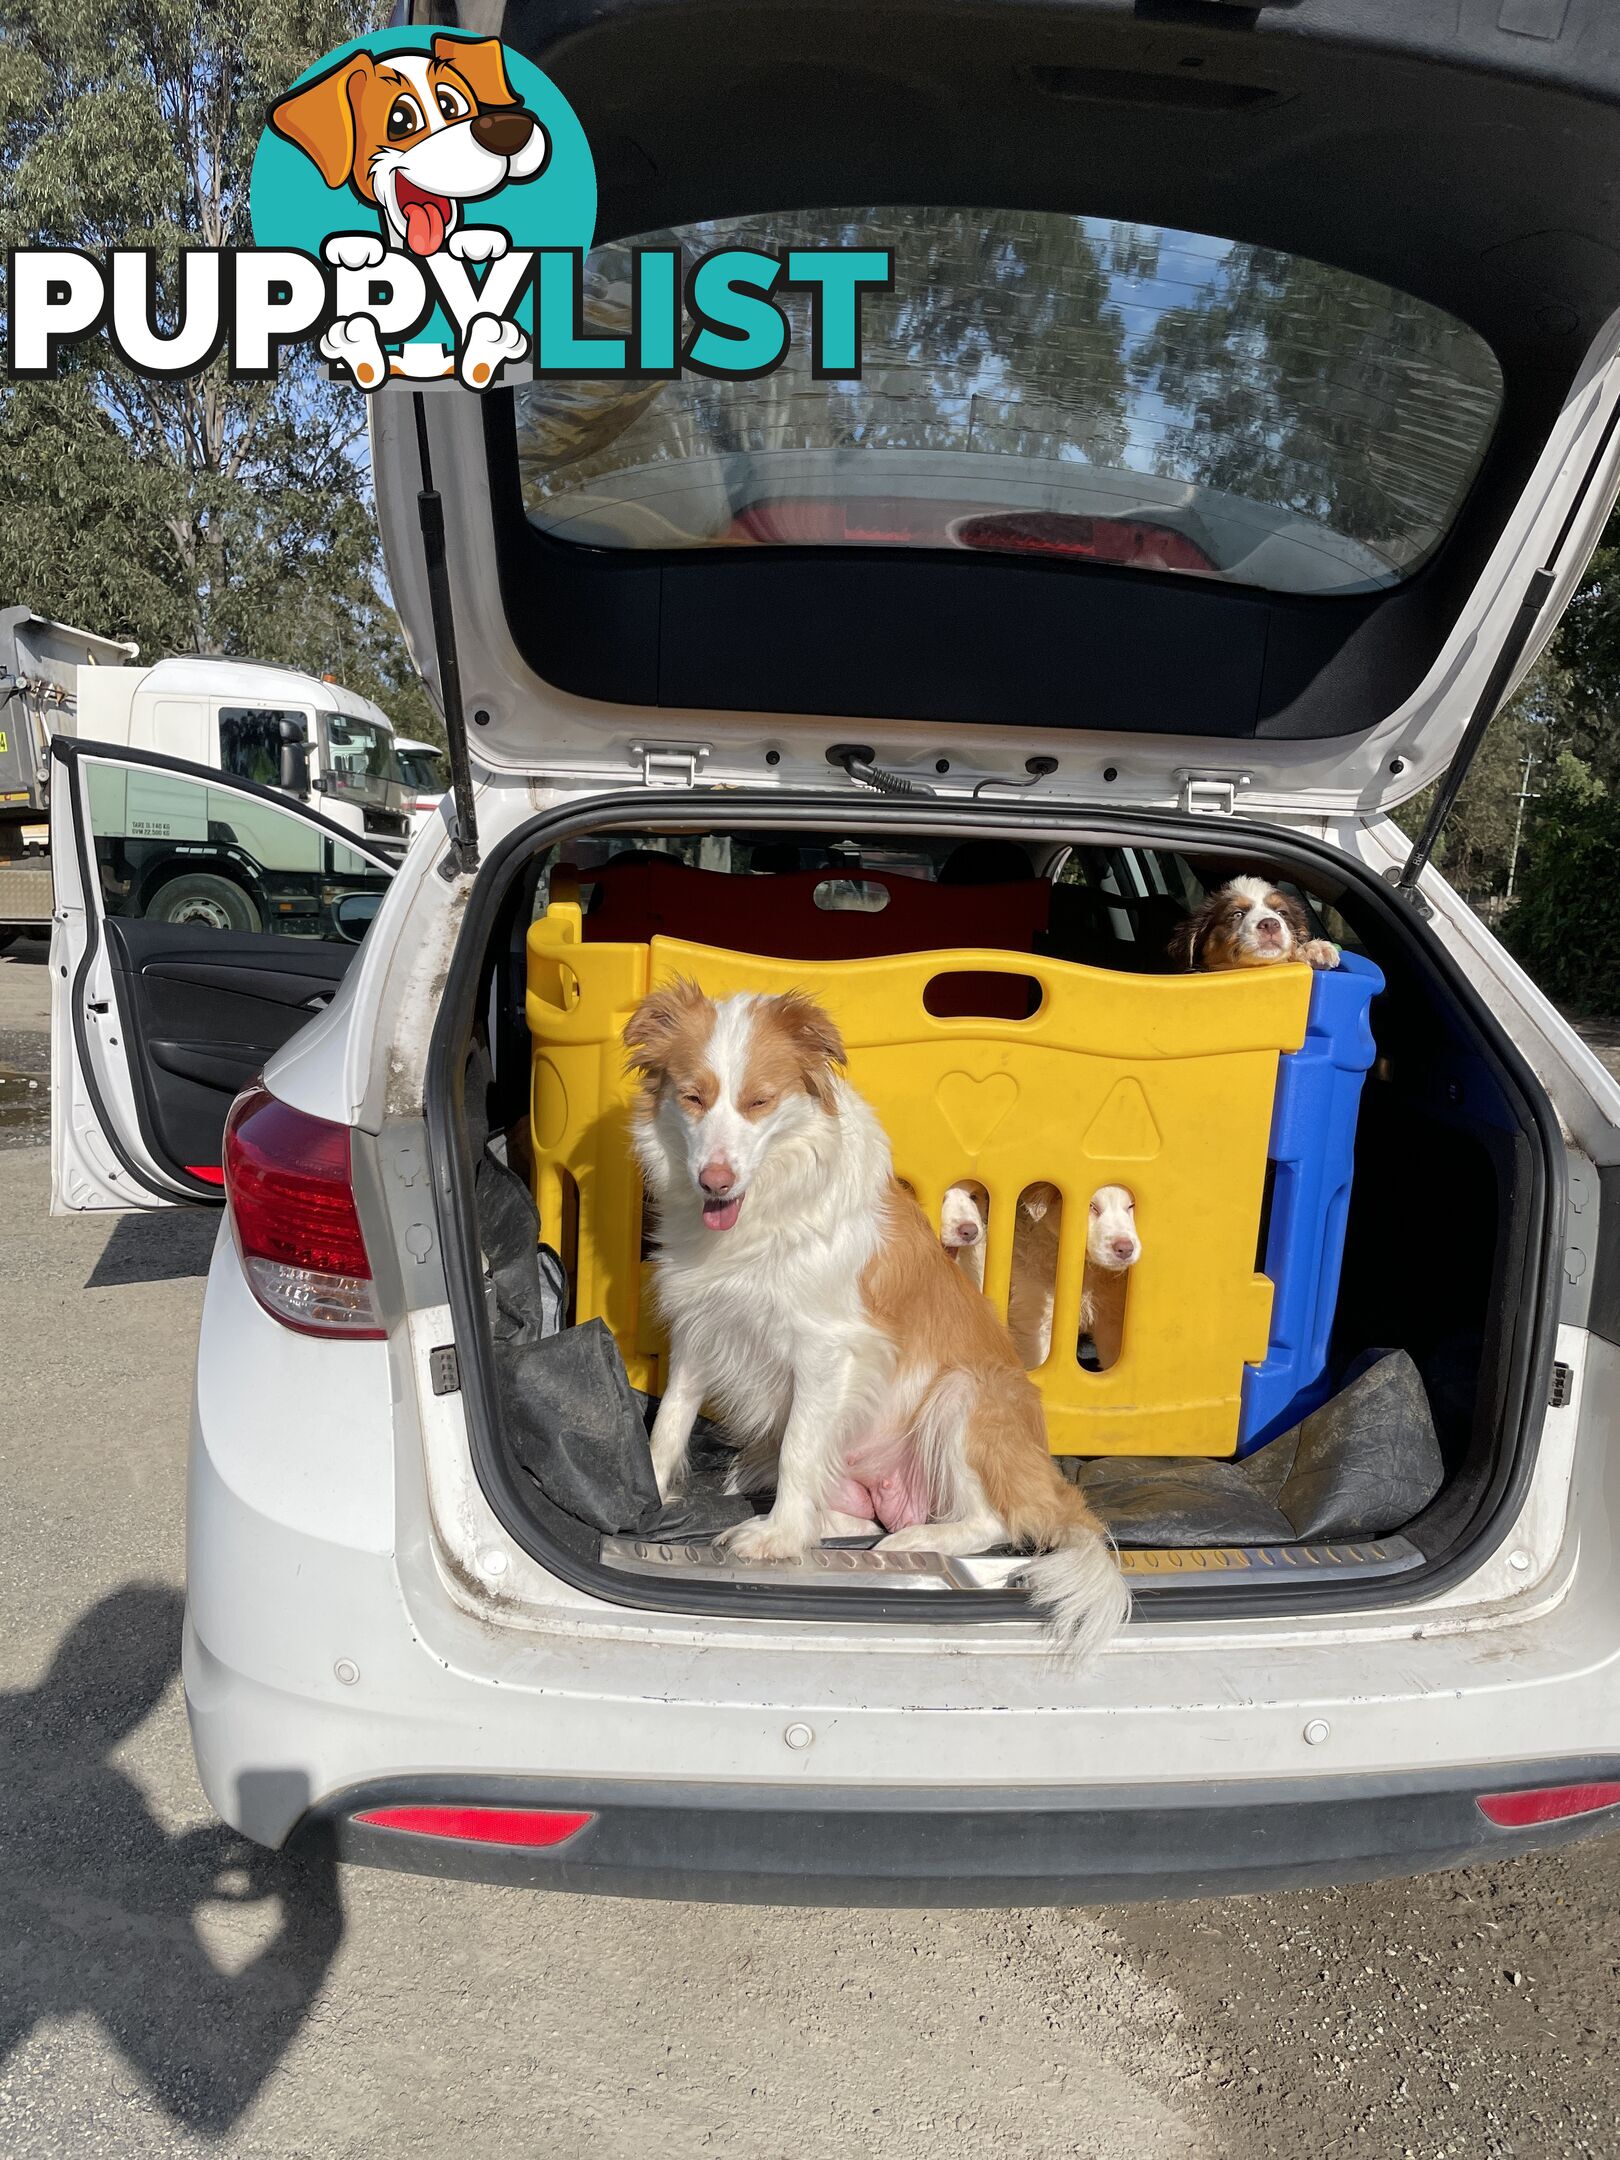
left=0, top=1585, right=343, bottom=2132
left=84, top=1210, right=220, bottom=1287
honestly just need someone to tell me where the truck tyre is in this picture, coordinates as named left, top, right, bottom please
left=145, top=872, right=262, bottom=934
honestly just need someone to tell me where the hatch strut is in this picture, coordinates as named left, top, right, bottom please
left=1395, top=394, right=1620, bottom=906
left=412, top=394, right=480, bottom=878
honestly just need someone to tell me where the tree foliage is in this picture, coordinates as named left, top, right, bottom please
left=0, top=0, right=437, bottom=739
left=1503, top=756, right=1620, bottom=1008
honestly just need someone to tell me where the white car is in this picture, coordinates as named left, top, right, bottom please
left=48, top=3, right=1620, bottom=1899
left=393, top=736, right=449, bottom=833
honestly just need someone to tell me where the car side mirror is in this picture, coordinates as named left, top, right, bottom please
left=331, top=892, right=381, bottom=944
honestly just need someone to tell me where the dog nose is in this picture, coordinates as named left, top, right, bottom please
left=1110, top=1237, right=1138, bottom=1263
left=698, top=1158, right=737, bottom=1196
left=471, top=108, right=537, bottom=155
left=1257, top=916, right=1281, bottom=936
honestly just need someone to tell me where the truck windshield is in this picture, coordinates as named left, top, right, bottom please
left=319, top=714, right=396, bottom=800
left=396, top=746, right=447, bottom=793
left=516, top=208, right=1504, bottom=597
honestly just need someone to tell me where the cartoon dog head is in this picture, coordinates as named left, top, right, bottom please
left=270, top=34, right=549, bottom=258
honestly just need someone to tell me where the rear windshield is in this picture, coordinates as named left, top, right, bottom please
left=516, top=210, right=1503, bottom=597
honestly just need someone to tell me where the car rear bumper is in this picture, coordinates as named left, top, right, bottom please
left=305, top=1765, right=1620, bottom=1906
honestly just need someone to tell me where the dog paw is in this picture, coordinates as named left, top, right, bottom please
left=715, top=1516, right=810, bottom=1565
left=447, top=226, right=510, bottom=264
left=319, top=316, right=388, bottom=391
left=873, top=1525, right=944, bottom=1553
left=323, top=232, right=386, bottom=272
left=457, top=313, right=527, bottom=389
left=1303, top=939, right=1341, bottom=970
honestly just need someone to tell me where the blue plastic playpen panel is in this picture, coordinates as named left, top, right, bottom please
left=1237, top=951, right=1384, bottom=1456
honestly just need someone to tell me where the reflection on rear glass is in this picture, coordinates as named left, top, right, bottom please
left=516, top=210, right=1503, bottom=597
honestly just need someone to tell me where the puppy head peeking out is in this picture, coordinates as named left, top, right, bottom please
left=1016, top=1182, right=1141, bottom=1271
left=625, top=983, right=846, bottom=1233
left=1085, top=1184, right=1139, bottom=1271
left=1169, top=875, right=1340, bottom=972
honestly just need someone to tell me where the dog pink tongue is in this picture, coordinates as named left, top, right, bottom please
left=403, top=197, right=446, bottom=256
left=701, top=1195, right=743, bottom=1232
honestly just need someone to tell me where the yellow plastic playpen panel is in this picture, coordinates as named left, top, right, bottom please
left=526, top=906, right=1312, bottom=1456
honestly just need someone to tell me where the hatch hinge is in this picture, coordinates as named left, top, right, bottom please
left=632, top=741, right=710, bottom=789
left=1177, top=771, right=1250, bottom=817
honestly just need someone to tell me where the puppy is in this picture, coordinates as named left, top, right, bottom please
left=939, top=1182, right=987, bottom=1290
left=1169, top=875, right=1340, bottom=972
left=627, top=984, right=1129, bottom=1662
left=1005, top=1183, right=1141, bottom=1371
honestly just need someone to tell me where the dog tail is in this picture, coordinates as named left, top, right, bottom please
left=959, top=1369, right=1131, bottom=1667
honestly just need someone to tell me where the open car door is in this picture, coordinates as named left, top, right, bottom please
left=48, top=737, right=397, bottom=1213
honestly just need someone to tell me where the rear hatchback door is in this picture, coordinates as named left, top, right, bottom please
left=49, top=738, right=395, bottom=1212
left=374, top=0, right=1620, bottom=819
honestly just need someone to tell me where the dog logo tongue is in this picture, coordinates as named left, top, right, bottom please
left=397, top=180, right=449, bottom=256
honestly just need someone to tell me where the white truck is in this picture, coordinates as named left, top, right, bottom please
left=0, top=608, right=415, bottom=938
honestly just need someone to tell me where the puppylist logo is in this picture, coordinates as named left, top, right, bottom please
left=5, top=29, right=892, bottom=393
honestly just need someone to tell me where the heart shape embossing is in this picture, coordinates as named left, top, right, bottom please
left=935, top=1070, right=1019, bottom=1155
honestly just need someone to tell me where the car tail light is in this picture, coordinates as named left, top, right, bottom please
left=223, top=1085, right=384, bottom=1339
left=1476, top=1782, right=1620, bottom=1828
left=353, top=1805, right=595, bottom=1848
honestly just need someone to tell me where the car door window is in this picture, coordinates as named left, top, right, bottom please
left=84, top=759, right=392, bottom=940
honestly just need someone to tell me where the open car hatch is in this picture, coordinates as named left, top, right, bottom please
left=373, top=0, right=1620, bottom=820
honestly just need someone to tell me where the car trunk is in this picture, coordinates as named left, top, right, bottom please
left=422, top=791, right=1560, bottom=1626
left=383, top=0, right=1609, bottom=1624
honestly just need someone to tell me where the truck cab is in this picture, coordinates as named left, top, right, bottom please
left=74, top=657, right=414, bottom=863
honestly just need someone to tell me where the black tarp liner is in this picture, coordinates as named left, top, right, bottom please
left=1062, top=1350, right=1443, bottom=1547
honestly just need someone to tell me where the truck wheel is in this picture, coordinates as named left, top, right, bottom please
left=145, top=873, right=262, bottom=934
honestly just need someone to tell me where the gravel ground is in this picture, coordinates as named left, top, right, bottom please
left=2, top=935, right=1620, bottom=2158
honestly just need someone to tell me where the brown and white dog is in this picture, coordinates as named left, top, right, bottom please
left=271, top=34, right=549, bottom=386
left=626, top=983, right=1129, bottom=1663
left=1169, top=875, right=1340, bottom=973
left=1006, top=1183, right=1140, bottom=1372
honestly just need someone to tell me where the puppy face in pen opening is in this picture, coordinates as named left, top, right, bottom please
left=1169, top=874, right=1340, bottom=973
left=625, top=981, right=846, bottom=1233
left=939, top=1183, right=986, bottom=1255
left=1015, top=1182, right=1140, bottom=1269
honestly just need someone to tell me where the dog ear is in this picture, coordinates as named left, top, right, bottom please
left=624, top=978, right=711, bottom=1081
left=1271, top=889, right=1314, bottom=951
left=774, top=991, right=846, bottom=1112
left=1018, top=1181, right=1059, bottom=1223
left=433, top=33, right=519, bottom=108
left=269, top=55, right=372, bottom=189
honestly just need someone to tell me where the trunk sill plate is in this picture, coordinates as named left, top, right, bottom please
left=598, top=1534, right=1425, bottom=1592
